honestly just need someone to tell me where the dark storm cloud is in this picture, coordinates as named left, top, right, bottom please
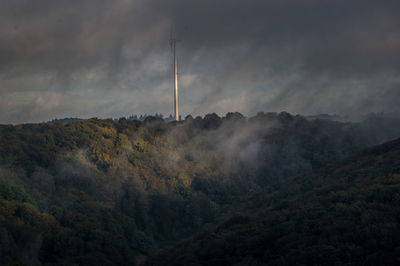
left=0, top=0, right=399, bottom=123
left=0, top=1, right=159, bottom=79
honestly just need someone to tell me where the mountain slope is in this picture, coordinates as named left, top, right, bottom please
left=0, top=112, right=393, bottom=265
left=147, top=138, right=400, bottom=266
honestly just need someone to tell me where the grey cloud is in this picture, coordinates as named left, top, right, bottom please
left=0, top=0, right=399, bottom=123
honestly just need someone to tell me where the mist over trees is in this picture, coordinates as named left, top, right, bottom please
left=0, top=112, right=399, bottom=265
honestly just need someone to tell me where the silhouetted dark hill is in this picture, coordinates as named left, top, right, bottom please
left=0, top=112, right=398, bottom=265
left=43, top=117, right=84, bottom=125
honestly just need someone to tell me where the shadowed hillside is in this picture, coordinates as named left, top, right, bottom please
left=0, top=112, right=397, bottom=265
left=147, top=138, right=400, bottom=266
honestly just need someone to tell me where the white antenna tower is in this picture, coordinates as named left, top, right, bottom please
left=170, top=32, right=180, bottom=121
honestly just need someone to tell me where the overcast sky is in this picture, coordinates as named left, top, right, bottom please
left=0, top=0, right=399, bottom=123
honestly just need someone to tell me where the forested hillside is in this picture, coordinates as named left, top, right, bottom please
left=0, top=112, right=398, bottom=265
left=147, top=138, right=400, bottom=266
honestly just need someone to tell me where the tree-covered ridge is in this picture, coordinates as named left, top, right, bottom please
left=147, top=138, right=400, bottom=266
left=0, top=112, right=393, bottom=265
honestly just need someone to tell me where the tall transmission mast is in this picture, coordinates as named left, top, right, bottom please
left=170, top=36, right=179, bottom=121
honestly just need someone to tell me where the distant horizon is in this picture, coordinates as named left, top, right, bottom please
left=3, top=110, right=399, bottom=126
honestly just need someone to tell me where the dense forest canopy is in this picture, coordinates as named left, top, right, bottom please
left=0, top=112, right=399, bottom=265
left=148, top=138, right=400, bottom=265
